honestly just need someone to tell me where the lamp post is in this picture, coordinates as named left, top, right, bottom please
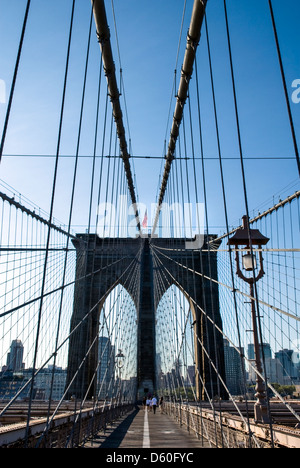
left=116, top=349, right=125, bottom=405
left=228, top=215, right=270, bottom=424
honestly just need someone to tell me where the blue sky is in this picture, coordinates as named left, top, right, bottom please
left=0, top=0, right=299, bottom=235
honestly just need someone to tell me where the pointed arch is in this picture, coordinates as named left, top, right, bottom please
left=96, top=284, right=138, bottom=402
left=155, top=284, right=204, bottom=400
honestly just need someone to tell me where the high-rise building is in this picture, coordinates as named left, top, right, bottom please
left=6, top=340, right=24, bottom=372
left=224, top=340, right=245, bottom=396
left=247, top=345, right=299, bottom=385
left=97, top=337, right=115, bottom=399
left=27, top=366, right=67, bottom=400
left=275, top=349, right=299, bottom=383
left=248, top=343, right=272, bottom=361
left=186, top=366, right=195, bottom=387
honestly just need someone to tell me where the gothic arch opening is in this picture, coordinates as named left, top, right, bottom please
left=96, top=284, right=138, bottom=403
left=155, top=285, right=201, bottom=401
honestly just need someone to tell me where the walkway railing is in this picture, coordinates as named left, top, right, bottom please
left=163, top=401, right=300, bottom=449
left=0, top=402, right=134, bottom=448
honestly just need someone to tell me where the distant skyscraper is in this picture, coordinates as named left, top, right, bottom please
left=248, top=343, right=272, bottom=361
left=224, top=340, right=245, bottom=395
left=186, top=366, right=195, bottom=387
left=275, top=349, right=298, bottom=382
left=97, top=337, right=115, bottom=399
left=6, top=340, right=24, bottom=372
left=248, top=342, right=272, bottom=384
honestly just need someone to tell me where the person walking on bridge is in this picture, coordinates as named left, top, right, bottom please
left=146, top=397, right=151, bottom=412
left=152, top=396, right=157, bottom=414
left=159, top=396, right=164, bottom=413
left=142, top=396, right=146, bottom=410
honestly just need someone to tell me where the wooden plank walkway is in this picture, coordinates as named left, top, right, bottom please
left=84, top=406, right=211, bottom=449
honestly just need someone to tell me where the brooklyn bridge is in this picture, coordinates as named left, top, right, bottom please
left=0, top=0, right=299, bottom=449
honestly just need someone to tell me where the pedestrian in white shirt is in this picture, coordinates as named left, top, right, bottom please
left=152, top=396, right=157, bottom=414
left=146, top=398, right=151, bottom=412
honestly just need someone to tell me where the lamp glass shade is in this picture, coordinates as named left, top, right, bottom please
left=116, top=350, right=125, bottom=368
left=242, top=253, right=257, bottom=271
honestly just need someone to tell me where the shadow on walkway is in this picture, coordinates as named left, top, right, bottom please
left=98, top=406, right=140, bottom=448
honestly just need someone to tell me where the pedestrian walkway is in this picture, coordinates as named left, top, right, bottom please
left=84, top=406, right=210, bottom=449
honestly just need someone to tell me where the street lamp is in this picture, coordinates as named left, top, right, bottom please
left=116, top=349, right=125, bottom=405
left=116, top=349, right=125, bottom=369
left=228, top=215, right=270, bottom=424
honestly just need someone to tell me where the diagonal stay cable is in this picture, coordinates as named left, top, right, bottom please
left=152, top=247, right=300, bottom=426
left=152, top=245, right=300, bottom=323
left=0, top=248, right=141, bottom=420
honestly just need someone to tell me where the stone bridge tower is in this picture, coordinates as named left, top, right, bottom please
left=65, top=235, right=226, bottom=400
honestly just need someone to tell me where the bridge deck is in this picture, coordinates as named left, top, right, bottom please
left=84, top=406, right=211, bottom=449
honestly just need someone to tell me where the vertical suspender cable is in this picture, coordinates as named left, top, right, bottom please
left=203, top=13, right=252, bottom=444
left=24, top=0, right=76, bottom=448
left=46, top=3, right=95, bottom=431
left=268, top=0, right=300, bottom=176
left=152, top=0, right=208, bottom=236
left=91, top=0, right=141, bottom=235
left=0, top=0, right=31, bottom=161
left=223, top=0, right=275, bottom=446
